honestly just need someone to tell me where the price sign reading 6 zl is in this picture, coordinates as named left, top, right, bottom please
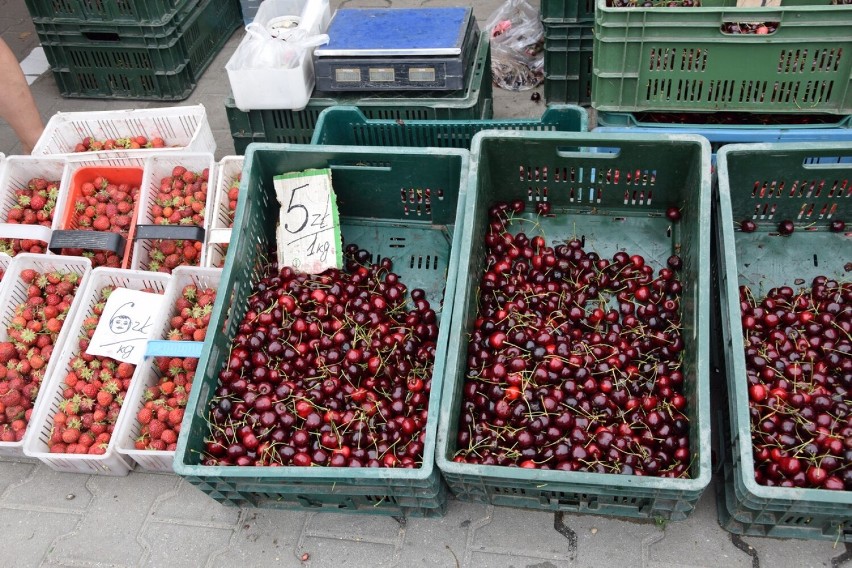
left=86, top=288, right=166, bottom=365
left=274, top=168, right=343, bottom=274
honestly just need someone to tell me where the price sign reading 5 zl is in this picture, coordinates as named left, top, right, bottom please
left=86, top=287, right=166, bottom=365
left=274, top=168, right=342, bottom=274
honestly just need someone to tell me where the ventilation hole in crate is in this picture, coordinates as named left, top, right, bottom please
left=828, top=203, right=838, bottom=218
left=814, top=254, right=819, bottom=267
left=403, top=205, right=409, bottom=216
left=542, top=166, right=549, bottom=182
left=580, top=235, right=586, bottom=247
left=389, top=237, right=406, bottom=249
left=590, top=167, right=597, bottom=184
left=519, top=165, right=526, bottom=182
left=778, top=49, right=806, bottom=74
left=399, top=188, right=406, bottom=203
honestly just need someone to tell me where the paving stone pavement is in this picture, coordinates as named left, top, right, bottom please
left=0, top=0, right=850, bottom=566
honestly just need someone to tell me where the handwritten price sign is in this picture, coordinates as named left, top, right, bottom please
left=274, top=168, right=342, bottom=274
left=86, top=288, right=166, bottom=365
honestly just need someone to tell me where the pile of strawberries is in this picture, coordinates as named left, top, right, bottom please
left=60, top=175, right=140, bottom=268
left=134, top=284, right=215, bottom=451
left=0, top=268, right=83, bottom=443
left=73, top=136, right=165, bottom=153
left=47, top=286, right=156, bottom=455
left=0, top=176, right=61, bottom=256
left=134, top=357, right=193, bottom=452
left=144, top=166, right=209, bottom=274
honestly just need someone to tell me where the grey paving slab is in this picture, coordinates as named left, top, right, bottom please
left=296, top=511, right=406, bottom=566
left=399, top=501, right=490, bottom=567
left=149, top=478, right=240, bottom=528
left=139, top=521, right=234, bottom=568
left=0, top=459, right=37, bottom=497
left=211, top=507, right=307, bottom=568
left=564, top=510, right=661, bottom=568
left=44, top=472, right=179, bottom=567
left=0, top=462, right=93, bottom=514
left=645, top=491, right=752, bottom=568
left=0, top=508, right=81, bottom=568
left=738, top=533, right=849, bottom=568
left=465, top=506, right=575, bottom=568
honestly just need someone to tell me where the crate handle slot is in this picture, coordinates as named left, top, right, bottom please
left=81, top=31, right=121, bottom=42
left=556, top=147, right=620, bottom=159
left=330, top=164, right=393, bottom=172
left=800, top=156, right=852, bottom=169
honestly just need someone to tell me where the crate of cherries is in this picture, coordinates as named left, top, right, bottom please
left=436, top=131, right=712, bottom=521
left=715, top=142, right=851, bottom=542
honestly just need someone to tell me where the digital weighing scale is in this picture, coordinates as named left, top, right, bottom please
left=313, top=7, right=479, bottom=92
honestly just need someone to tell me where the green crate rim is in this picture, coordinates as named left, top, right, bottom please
left=173, top=143, right=471, bottom=484
left=310, top=104, right=589, bottom=146
left=716, top=141, right=852, bottom=510
left=435, top=131, right=713, bottom=495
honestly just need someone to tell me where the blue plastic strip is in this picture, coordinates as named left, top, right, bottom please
left=593, top=126, right=852, bottom=164
left=145, top=340, right=204, bottom=359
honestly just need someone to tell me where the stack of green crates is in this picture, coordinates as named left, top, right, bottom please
left=226, top=32, right=494, bottom=153
left=540, top=0, right=594, bottom=105
left=26, top=0, right=243, bottom=100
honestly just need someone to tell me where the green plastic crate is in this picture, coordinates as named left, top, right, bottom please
left=24, top=0, right=193, bottom=25
left=33, top=0, right=200, bottom=44
left=227, top=34, right=492, bottom=153
left=310, top=104, right=588, bottom=148
left=593, top=0, right=852, bottom=115
left=435, top=131, right=712, bottom=520
left=42, top=0, right=241, bottom=100
left=173, top=143, right=470, bottom=517
left=543, top=23, right=594, bottom=105
left=714, top=142, right=852, bottom=542
left=541, top=0, right=595, bottom=23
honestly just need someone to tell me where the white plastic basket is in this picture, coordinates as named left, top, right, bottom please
left=31, top=105, right=216, bottom=162
left=0, top=156, right=71, bottom=252
left=204, top=155, right=243, bottom=268
left=130, top=153, right=216, bottom=272
left=226, top=0, right=331, bottom=111
left=115, top=266, right=222, bottom=472
left=0, top=254, right=93, bottom=458
left=0, top=253, right=11, bottom=289
left=22, top=267, right=172, bottom=475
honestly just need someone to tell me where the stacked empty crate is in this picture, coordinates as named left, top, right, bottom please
left=540, top=0, right=595, bottom=105
left=591, top=1, right=852, bottom=154
left=25, top=0, right=243, bottom=100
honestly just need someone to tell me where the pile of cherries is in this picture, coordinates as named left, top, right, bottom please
left=453, top=200, right=692, bottom=478
left=201, top=246, right=438, bottom=468
left=740, top=277, right=850, bottom=490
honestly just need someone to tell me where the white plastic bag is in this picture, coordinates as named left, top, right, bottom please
left=485, top=0, right=545, bottom=91
left=230, top=22, right=328, bottom=70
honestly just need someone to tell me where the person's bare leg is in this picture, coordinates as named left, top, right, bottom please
left=0, top=38, right=44, bottom=153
